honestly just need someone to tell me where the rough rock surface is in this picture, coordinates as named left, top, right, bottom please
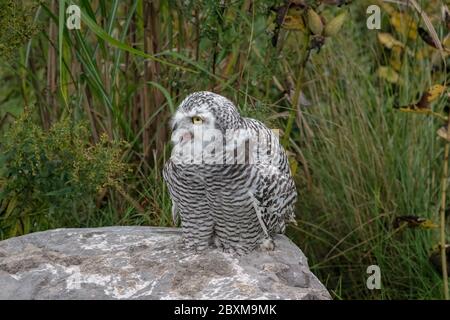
left=0, top=226, right=331, bottom=300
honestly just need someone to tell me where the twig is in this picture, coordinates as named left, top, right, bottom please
left=382, top=0, right=407, bottom=5
left=403, top=0, right=446, bottom=61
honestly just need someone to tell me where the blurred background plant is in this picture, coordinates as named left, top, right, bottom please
left=0, top=109, right=127, bottom=238
left=0, top=0, right=449, bottom=299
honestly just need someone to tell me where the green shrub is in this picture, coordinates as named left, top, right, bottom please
left=0, top=0, right=40, bottom=62
left=0, top=111, right=127, bottom=239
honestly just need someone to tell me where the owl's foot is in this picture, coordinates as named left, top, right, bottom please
left=185, top=245, right=209, bottom=254
left=213, top=235, right=221, bottom=249
left=222, top=247, right=238, bottom=255
left=215, top=241, right=236, bottom=255
left=260, top=238, right=275, bottom=251
left=182, top=239, right=210, bottom=254
left=213, top=237, right=242, bottom=255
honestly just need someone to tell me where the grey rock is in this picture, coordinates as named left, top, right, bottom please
left=0, top=226, right=331, bottom=300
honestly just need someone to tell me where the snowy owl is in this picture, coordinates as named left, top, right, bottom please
left=163, top=91, right=297, bottom=254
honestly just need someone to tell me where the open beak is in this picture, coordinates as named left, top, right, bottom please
left=180, top=131, right=193, bottom=144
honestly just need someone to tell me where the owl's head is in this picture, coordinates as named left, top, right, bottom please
left=170, top=91, right=242, bottom=145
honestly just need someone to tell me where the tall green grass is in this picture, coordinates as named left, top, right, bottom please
left=290, top=3, right=448, bottom=299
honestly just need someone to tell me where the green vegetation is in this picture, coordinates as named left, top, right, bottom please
left=0, top=111, right=126, bottom=238
left=0, top=0, right=449, bottom=299
left=0, top=0, right=40, bottom=61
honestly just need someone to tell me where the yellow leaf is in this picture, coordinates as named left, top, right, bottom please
left=415, top=47, right=433, bottom=60
left=393, top=216, right=439, bottom=230
left=377, top=1, right=396, bottom=16
left=398, top=107, right=447, bottom=121
left=427, top=84, right=447, bottom=102
left=307, top=8, right=324, bottom=35
left=437, top=126, right=450, bottom=142
left=289, top=157, right=298, bottom=177
left=323, top=11, right=347, bottom=37
left=377, top=66, right=402, bottom=84
left=419, top=219, right=439, bottom=229
left=389, top=46, right=403, bottom=71
left=282, top=6, right=306, bottom=31
left=282, top=14, right=306, bottom=31
left=378, top=32, right=404, bottom=49
left=390, top=12, right=417, bottom=40
left=443, top=34, right=450, bottom=50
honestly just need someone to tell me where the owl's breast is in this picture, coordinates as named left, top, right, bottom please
left=166, top=162, right=260, bottom=209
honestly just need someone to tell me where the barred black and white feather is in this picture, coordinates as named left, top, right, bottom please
left=163, top=91, right=297, bottom=254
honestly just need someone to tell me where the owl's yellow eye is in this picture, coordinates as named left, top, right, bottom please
left=192, top=116, right=203, bottom=124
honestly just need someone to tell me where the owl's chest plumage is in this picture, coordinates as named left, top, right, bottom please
left=168, top=164, right=257, bottom=209
left=165, top=162, right=266, bottom=252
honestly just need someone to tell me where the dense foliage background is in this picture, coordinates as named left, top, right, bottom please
left=1, top=0, right=450, bottom=299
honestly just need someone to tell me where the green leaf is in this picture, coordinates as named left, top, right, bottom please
left=73, top=1, right=197, bottom=73
left=147, top=81, right=175, bottom=114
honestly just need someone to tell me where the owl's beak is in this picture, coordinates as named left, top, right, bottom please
left=172, top=128, right=193, bottom=145
left=180, top=131, right=192, bottom=143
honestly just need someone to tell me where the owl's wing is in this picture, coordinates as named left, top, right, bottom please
left=244, top=118, right=291, bottom=176
left=250, top=164, right=297, bottom=235
left=162, top=159, right=180, bottom=226
left=171, top=199, right=179, bottom=226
